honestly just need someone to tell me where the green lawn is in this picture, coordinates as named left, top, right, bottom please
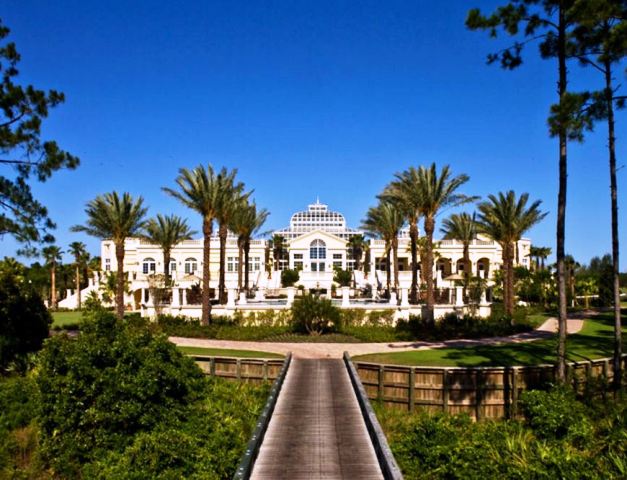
left=354, top=312, right=625, bottom=367
left=51, top=310, right=83, bottom=327
left=178, top=346, right=284, bottom=358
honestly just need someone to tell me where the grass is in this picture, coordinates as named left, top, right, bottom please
left=178, top=346, right=284, bottom=358
left=354, top=311, right=626, bottom=367
left=51, top=310, right=83, bottom=327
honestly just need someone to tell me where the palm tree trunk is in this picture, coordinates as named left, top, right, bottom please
left=163, top=249, right=171, bottom=286
left=244, top=240, right=251, bottom=294
left=506, top=242, right=515, bottom=318
left=604, top=59, right=622, bottom=390
left=218, top=222, right=228, bottom=304
left=393, top=237, right=399, bottom=291
left=385, top=246, right=391, bottom=297
left=463, top=242, right=470, bottom=302
left=75, top=263, right=81, bottom=310
left=202, top=218, right=213, bottom=325
left=115, top=243, right=125, bottom=319
left=237, top=244, right=243, bottom=290
left=556, top=6, right=568, bottom=384
left=409, top=220, right=419, bottom=303
left=424, top=216, right=435, bottom=324
left=50, top=262, right=57, bottom=309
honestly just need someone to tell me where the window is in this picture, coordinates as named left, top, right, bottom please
left=227, top=257, right=239, bottom=273
left=142, top=257, right=156, bottom=274
left=310, top=239, right=326, bottom=259
left=248, top=257, right=261, bottom=272
left=333, top=261, right=342, bottom=269
left=184, top=258, right=198, bottom=274
left=105, top=258, right=111, bottom=271
left=294, top=261, right=303, bottom=270
left=169, top=260, right=176, bottom=272
left=294, top=253, right=303, bottom=259
left=333, top=253, right=342, bottom=260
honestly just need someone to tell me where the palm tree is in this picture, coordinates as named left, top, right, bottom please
left=72, top=192, right=148, bottom=319
left=476, top=191, right=547, bottom=319
left=163, top=165, right=219, bottom=325
left=361, top=201, right=404, bottom=295
left=142, top=214, right=196, bottom=285
left=380, top=176, right=421, bottom=303
left=441, top=212, right=477, bottom=300
left=230, top=202, right=270, bottom=293
left=271, top=235, right=287, bottom=271
left=42, top=245, right=63, bottom=309
left=392, top=164, right=475, bottom=323
left=533, top=246, right=552, bottom=270
left=214, top=168, right=250, bottom=304
left=564, top=254, right=580, bottom=308
left=68, top=241, right=88, bottom=309
left=347, top=234, right=367, bottom=272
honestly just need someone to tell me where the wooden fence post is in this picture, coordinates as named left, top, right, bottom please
left=263, top=360, right=269, bottom=381
left=378, top=365, right=384, bottom=402
left=442, top=369, right=449, bottom=413
left=408, top=368, right=415, bottom=412
left=236, top=359, right=242, bottom=380
left=511, top=367, right=519, bottom=418
left=210, top=357, right=216, bottom=377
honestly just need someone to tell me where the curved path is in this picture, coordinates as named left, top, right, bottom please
left=171, top=315, right=587, bottom=359
left=251, top=359, right=383, bottom=479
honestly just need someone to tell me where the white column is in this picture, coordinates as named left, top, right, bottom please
left=455, top=286, right=464, bottom=306
left=227, top=288, right=237, bottom=308
left=66, top=288, right=72, bottom=298
left=400, top=287, right=409, bottom=307
left=436, top=269, right=442, bottom=285
left=255, top=287, right=266, bottom=301
left=480, top=288, right=487, bottom=305
left=238, top=291, right=247, bottom=305
left=182, top=289, right=188, bottom=306
left=341, top=286, right=350, bottom=307
left=171, top=287, right=180, bottom=307
left=389, top=291, right=397, bottom=306
left=286, top=287, right=295, bottom=306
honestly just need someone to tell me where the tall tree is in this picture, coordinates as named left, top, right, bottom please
left=0, top=19, right=79, bottom=254
left=271, top=235, right=287, bottom=271
left=381, top=173, right=422, bottom=303
left=163, top=165, right=219, bottom=325
left=230, top=201, right=269, bottom=293
left=142, top=214, right=196, bottom=285
left=466, top=0, right=591, bottom=382
left=347, top=234, right=367, bottom=272
left=71, top=192, right=147, bottom=319
left=390, top=164, right=474, bottom=323
left=467, top=1, right=586, bottom=383
left=361, top=201, right=405, bottom=295
left=569, top=0, right=626, bottom=389
left=441, top=212, right=477, bottom=300
left=42, top=245, right=62, bottom=309
left=476, top=191, right=547, bottom=318
left=214, top=168, right=250, bottom=304
left=68, top=241, right=87, bottom=310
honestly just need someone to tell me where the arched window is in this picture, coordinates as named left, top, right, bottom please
left=310, top=239, right=326, bottom=259
left=169, top=259, right=177, bottom=272
left=142, top=257, right=156, bottom=274
left=184, top=257, right=198, bottom=274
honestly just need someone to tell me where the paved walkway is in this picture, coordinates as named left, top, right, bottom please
left=171, top=315, right=587, bottom=359
left=250, top=359, right=383, bottom=480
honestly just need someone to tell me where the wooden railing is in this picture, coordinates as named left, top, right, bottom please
left=352, top=354, right=627, bottom=420
left=190, top=355, right=286, bottom=384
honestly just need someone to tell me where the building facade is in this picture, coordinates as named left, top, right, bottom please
left=81, top=200, right=530, bottom=310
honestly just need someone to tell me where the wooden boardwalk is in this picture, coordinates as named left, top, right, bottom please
left=251, top=359, right=384, bottom=480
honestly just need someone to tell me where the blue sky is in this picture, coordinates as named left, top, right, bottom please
left=2, top=1, right=625, bottom=269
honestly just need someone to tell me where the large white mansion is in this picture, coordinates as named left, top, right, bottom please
left=60, top=200, right=530, bottom=316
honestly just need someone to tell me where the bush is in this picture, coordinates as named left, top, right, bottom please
left=333, top=269, right=352, bottom=287
left=291, top=294, right=340, bottom=335
left=37, top=311, right=205, bottom=476
left=0, top=270, right=51, bottom=372
left=280, top=269, right=300, bottom=287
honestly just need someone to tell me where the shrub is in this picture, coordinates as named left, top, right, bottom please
left=0, top=270, right=51, bottom=372
left=37, top=311, right=205, bottom=476
left=280, top=269, right=300, bottom=287
left=333, top=269, right=352, bottom=287
left=291, top=294, right=340, bottom=335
